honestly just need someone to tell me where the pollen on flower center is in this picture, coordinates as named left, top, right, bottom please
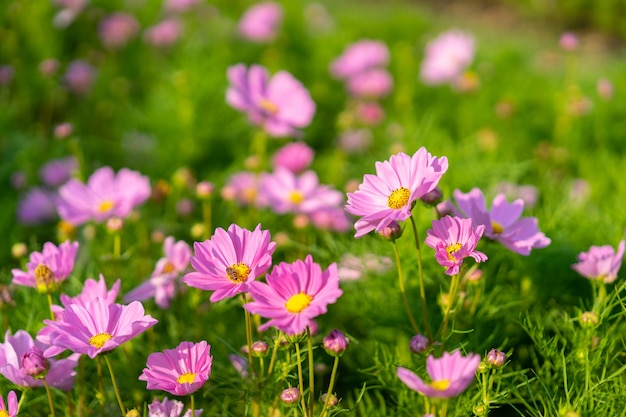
left=35, top=264, right=55, bottom=292
left=226, top=263, right=251, bottom=283
left=177, top=372, right=196, bottom=384
left=289, top=191, right=304, bottom=204
left=163, top=261, right=175, bottom=273
left=491, top=221, right=504, bottom=235
left=89, top=333, right=113, bottom=349
left=99, top=200, right=115, bottom=213
left=285, top=292, right=313, bottom=313
left=387, top=187, right=411, bottom=209
left=430, top=379, right=451, bottom=391
left=259, top=98, right=279, bottom=115
left=0, top=410, right=9, bottom=417
left=446, top=242, right=463, bottom=262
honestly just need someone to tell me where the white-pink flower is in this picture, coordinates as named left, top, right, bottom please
left=420, top=30, right=475, bottom=86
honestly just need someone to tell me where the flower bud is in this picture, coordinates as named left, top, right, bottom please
left=323, top=329, right=349, bottom=357
left=580, top=311, right=599, bottom=328
left=251, top=341, right=269, bottom=357
left=125, top=410, right=140, bottom=417
left=486, top=348, right=506, bottom=368
left=106, top=217, right=124, bottom=233
left=196, top=181, right=215, bottom=199
left=420, top=187, right=443, bottom=206
left=409, top=334, right=429, bottom=354
left=320, top=393, right=338, bottom=407
left=21, top=346, right=50, bottom=378
left=378, top=221, right=402, bottom=241
left=280, top=387, right=300, bottom=405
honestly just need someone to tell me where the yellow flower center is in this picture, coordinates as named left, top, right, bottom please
left=289, top=191, right=304, bottom=204
left=491, top=221, right=504, bottom=235
left=430, top=379, right=451, bottom=391
left=387, top=187, right=411, bottom=209
left=177, top=372, right=196, bottom=384
left=89, top=333, right=113, bottom=349
left=163, top=261, right=175, bottom=273
left=285, top=292, right=313, bottom=313
left=259, top=98, right=279, bottom=115
left=0, top=410, right=9, bottom=417
left=446, top=242, right=462, bottom=262
left=226, top=263, right=251, bottom=283
left=99, top=200, right=115, bottom=213
left=35, top=264, right=56, bottom=293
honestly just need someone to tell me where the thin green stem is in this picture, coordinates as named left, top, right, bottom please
left=43, top=378, right=56, bottom=417
left=242, top=299, right=256, bottom=378
left=295, top=342, right=309, bottom=417
left=481, top=371, right=490, bottom=412
left=410, top=215, right=432, bottom=340
left=307, top=335, right=314, bottom=417
left=46, top=293, right=55, bottom=320
left=436, top=273, right=461, bottom=350
left=17, top=389, right=27, bottom=413
left=202, top=200, right=212, bottom=240
left=391, top=241, right=420, bottom=334
left=96, top=356, right=104, bottom=417
left=104, top=355, right=127, bottom=416
left=439, top=399, right=449, bottom=417
left=319, top=356, right=340, bottom=417
left=113, top=232, right=121, bottom=259
left=66, top=391, right=74, bottom=417
left=266, top=331, right=282, bottom=378
left=191, top=394, right=195, bottom=417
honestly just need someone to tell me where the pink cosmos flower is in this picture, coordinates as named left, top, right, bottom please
left=148, top=397, right=202, bottom=417
left=309, top=206, right=351, bottom=232
left=397, top=350, right=480, bottom=398
left=226, top=64, right=316, bottom=137
left=345, top=147, right=449, bottom=238
left=125, top=237, right=192, bottom=308
left=64, top=60, right=96, bottom=95
left=425, top=216, right=487, bottom=276
left=572, top=241, right=625, bottom=283
left=237, top=2, right=283, bottom=43
left=244, top=255, right=343, bottom=335
left=55, top=274, right=121, bottom=314
left=39, top=156, right=78, bottom=187
left=144, top=19, right=182, bottom=47
left=139, top=341, right=213, bottom=396
left=330, top=40, right=390, bottom=80
left=17, top=187, right=59, bottom=225
left=260, top=168, right=343, bottom=215
left=11, top=240, right=79, bottom=293
left=346, top=68, right=394, bottom=98
left=0, top=391, right=17, bottom=417
left=221, top=171, right=264, bottom=207
left=40, top=298, right=157, bottom=358
left=0, top=330, right=79, bottom=391
left=337, top=253, right=393, bottom=281
left=453, top=188, right=551, bottom=255
left=164, top=0, right=200, bottom=13
left=99, top=12, right=140, bottom=50
left=420, top=30, right=475, bottom=86
left=57, top=166, right=151, bottom=226
left=272, top=142, right=314, bottom=173
left=183, top=224, right=275, bottom=302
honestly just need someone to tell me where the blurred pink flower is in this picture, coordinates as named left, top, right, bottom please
left=17, top=187, right=59, bottom=225
left=494, top=182, right=539, bottom=210
left=226, top=63, right=316, bottom=137
left=572, top=241, right=625, bottom=283
left=148, top=397, right=202, bottom=417
left=237, top=2, right=283, bottom=43
left=397, top=350, right=480, bottom=398
left=11, top=240, right=78, bottom=293
left=39, top=156, right=78, bottom=187
left=345, top=147, right=449, bottom=238
left=354, top=101, right=385, bottom=126
left=64, top=60, right=96, bottom=95
left=125, top=237, right=192, bottom=308
left=559, top=32, right=578, bottom=51
left=0, top=391, right=17, bottom=417
left=99, top=12, right=140, bottom=50
left=164, top=0, right=200, bottom=13
left=57, top=166, right=151, bottom=226
left=54, top=122, right=73, bottom=139
left=183, top=224, right=275, bottom=302
left=338, top=129, right=372, bottom=153
left=453, top=188, right=551, bottom=255
left=244, top=255, right=342, bottom=335
left=272, top=142, right=314, bottom=173
left=420, top=30, right=474, bottom=86
left=309, top=206, right=351, bottom=232
left=260, top=168, right=343, bottom=215
left=144, top=19, right=182, bottom=47
left=0, top=330, right=79, bottom=391
left=330, top=40, right=389, bottom=80
left=425, top=216, right=487, bottom=276
left=337, top=253, right=393, bottom=281
left=40, top=298, right=157, bottom=358
left=39, top=59, right=60, bottom=76
left=346, top=68, right=393, bottom=98
left=139, top=341, right=213, bottom=396
left=0, top=65, right=14, bottom=86
left=597, top=78, right=614, bottom=100
left=221, top=171, right=263, bottom=207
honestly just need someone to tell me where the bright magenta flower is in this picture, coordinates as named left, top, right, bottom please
left=11, top=240, right=79, bottom=293
left=425, top=216, right=487, bottom=275
left=397, top=350, right=480, bottom=398
left=346, top=147, right=448, bottom=238
left=226, top=64, right=316, bottom=137
left=139, top=341, right=213, bottom=396
left=183, top=224, right=276, bottom=302
left=40, top=298, right=157, bottom=359
left=148, top=397, right=203, bottom=417
left=0, top=391, right=17, bottom=417
left=244, top=255, right=342, bottom=335
left=453, top=188, right=551, bottom=255
left=125, top=237, right=192, bottom=308
left=57, top=166, right=151, bottom=226
left=572, top=240, right=625, bottom=283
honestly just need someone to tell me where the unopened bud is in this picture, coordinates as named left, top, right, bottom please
left=378, top=221, right=402, bottom=241
left=280, top=387, right=300, bottom=405
left=420, top=187, right=443, bottom=206
left=251, top=341, right=269, bottom=357
left=196, top=181, right=215, bottom=199
left=11, top=243, right=28, bottom=259
left=21, top=347, right=50, bottom=378
left=580, top=311, right=599, bottom=328
left=323, top=329, right=349, bottom=357
left=409, top=334, right=429, bottom=354
left=106, top=217, right=124, bottom=232
left=125, top=410, right=140, bottom=417
left=320, top=393, right=338, bottom=407
left=486, top=348, right=506, bottom=367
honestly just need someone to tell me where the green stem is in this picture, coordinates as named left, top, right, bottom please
left=191, top=394, right=195, bottom=417
left=17, top=389, right=27, bottom=413
left=104, top=355, right=127, bottom=416
left=319, top=356, right=340, bottom=417
left=66, top=391, right=74, bottom=417
left=307, top=335, right=314, bottom=417
left=436, top=273, right=461, bottom=350
left=391, top=241, right=420, bottom=334
left=481, top=371, right=490, bottom=412
left=242, top=298, right=256, bottom=378
left=202, top=200, right=212, bottom=240
left=113, top=232, right=121, bottom=259
left=78, top=356, right=85, bottom=417
left=410, top=215, right=432, bottom=340
left=295, top=342, right=309, bottom=417
left=439, top=399, right=449, bottom=417
left=46, top=293, right=55, bottom=320
left=43, top=378, right=56, bottom=417
left=266, top=331, right=282, bottom=378
left=96, top=357, right=104, bottom=417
